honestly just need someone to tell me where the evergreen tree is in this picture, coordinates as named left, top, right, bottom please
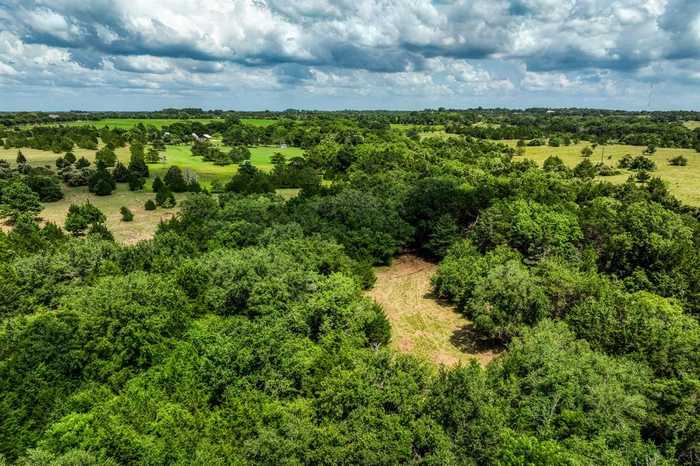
left=112, top=162, right=130, bottom=182
left=152, top=176, right=164, bottom=193
left=164, top=166, right=188, bottom=192
left=95, top=146, right=117, bottom=167
left=128, top=143, right=149, bottom=178
left=128, top=171, right=146, bottom=191
left=15, top=150, right=27, bottom=165
left=63, top=151, right=76, bottom=165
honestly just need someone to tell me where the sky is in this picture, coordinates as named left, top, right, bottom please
left=0, top=0, right=699, bottom=111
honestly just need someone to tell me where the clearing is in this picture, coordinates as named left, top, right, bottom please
left=367, top=255, right=500, bottom=367
left=504, top=140, right=700, bottom=206
left=0, top=144, right=304, bottom=243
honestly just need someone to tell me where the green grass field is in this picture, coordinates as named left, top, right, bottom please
left=0, top=144, right=305, bottom=182
left=508, top=141, right=700, bottom=206
left=240, top=118, right=277, bottom=127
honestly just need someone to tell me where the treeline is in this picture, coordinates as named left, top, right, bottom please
left=446, top=114, right=700, bottom=150
left=1, top=124, right=700, bottom=464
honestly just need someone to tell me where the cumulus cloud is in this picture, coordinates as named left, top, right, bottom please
left=0, top=0, right=699, bottom=109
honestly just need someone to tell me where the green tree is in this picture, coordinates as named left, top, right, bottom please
left=164, top=166, right=188, bottom=193
left=64, top=202, right=106, bottom=236
left=0, top=180, right=41, bottom=223
left=95, top=146, right=117, bottom=167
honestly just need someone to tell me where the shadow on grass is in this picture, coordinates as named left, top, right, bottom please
left=450, top=324, right=504, bottom=355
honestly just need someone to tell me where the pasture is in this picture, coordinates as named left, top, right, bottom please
left=508, top=141, right=700, bottom=206
left=1, top=143, right=304, bottom=242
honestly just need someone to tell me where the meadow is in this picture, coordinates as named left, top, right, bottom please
left=507, top=140, right=700, bottom=206
left=0, top=143, right=304, bottom=242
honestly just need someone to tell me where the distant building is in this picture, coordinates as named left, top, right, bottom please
left=202, top=134, right=212, bottom=140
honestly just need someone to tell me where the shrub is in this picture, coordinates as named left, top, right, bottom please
left=669, top=155, right=688, bottom=166
left=144, top=199, right=156, bottom=211
left=120, top=206, right=134, bottom=222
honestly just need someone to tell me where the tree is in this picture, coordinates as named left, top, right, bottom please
left=63, top=151, right=76, bottom=165
left=128, top=143, right=149, bottom=178
left=573, top=158, right=596, bottom=179
left=64, top=202, right=106, bottom=236
left=128, top=172, right=145, bottom=191
left=644, top=143, right=657, bottom=155
left=95, top=146, right=117, bottom=167
left=152, top=175, right=164, bottom=193
left=145, top=199, right=156, bottom=210
left=75, top=157, right=91, bottom=169
left=88, top=163, right=115, bottom=196
left=0, top=180, right=42, bottom=223
left=145, top=147, right=161, bottom=164
left=164, top=166, right=188, bottom=192
left=581, top=146, right=593, bottom=158
left=224, top=161, right=274, bottom=194
left=25, top=175, right=63, bottom=202
left=16, top=150, right=27, bottom=165
left=229, top=146, right=251, bottom=163
left=156, top=186, right=176, bottom=208
left=112, top=162, right=130, bottom=182
left=120, top=206, right=134, bottom=222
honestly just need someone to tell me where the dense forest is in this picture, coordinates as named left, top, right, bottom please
left=1, top=111, right=700, bottom=465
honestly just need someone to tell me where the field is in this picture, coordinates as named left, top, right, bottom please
left=0, top=144, right=305, bottom=183
left=38, top=184, right=178, bottom=244
left=509, top=141, right=700, bottom=206
left=240, top=118, right=277, bottom=127
left=1, top=143, right=304, bottom=242
left=684, top=120, right=700, bottom=129
left=367, top=255, right=500, bottom=367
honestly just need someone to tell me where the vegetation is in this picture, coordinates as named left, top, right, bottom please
left=1, top=109, right=700, bottom=465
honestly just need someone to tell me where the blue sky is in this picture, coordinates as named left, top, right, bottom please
left=0, top=0, right=699, bottom=111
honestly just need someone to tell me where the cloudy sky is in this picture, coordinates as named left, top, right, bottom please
left=0, top=0, right=699, bottom=111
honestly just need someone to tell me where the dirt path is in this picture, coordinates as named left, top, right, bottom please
left=367, top=255, right=500, bottom=367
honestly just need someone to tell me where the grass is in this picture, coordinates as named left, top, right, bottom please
left=2, top=143, right=305, bottom=243
left=684, top=121, right=700, bottom=130
left=240, top=118, right=277, bottom=127
left=508, top=141, right=700, bottom=206
left=37, top=184, right=179, bottom=244
left=367, top=255, right=500, bottom=367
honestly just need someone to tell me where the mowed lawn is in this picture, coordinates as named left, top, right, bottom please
left=1, top=144, right=305, bottom=242
left=506, top=141, right=700, bottom=207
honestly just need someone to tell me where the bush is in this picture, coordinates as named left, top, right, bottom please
left=669, top=155, right=688, bottom=166
left=64, top=202, right=106, bottom=236
left=120, top=206, right=133, bottom=222
left=144, top=199, right=156, bottom=211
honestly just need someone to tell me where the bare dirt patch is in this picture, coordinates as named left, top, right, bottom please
left=367, top=254, right=500, bottom=367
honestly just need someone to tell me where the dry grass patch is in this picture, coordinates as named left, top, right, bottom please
left=367, top=255, right=500, bottom=367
